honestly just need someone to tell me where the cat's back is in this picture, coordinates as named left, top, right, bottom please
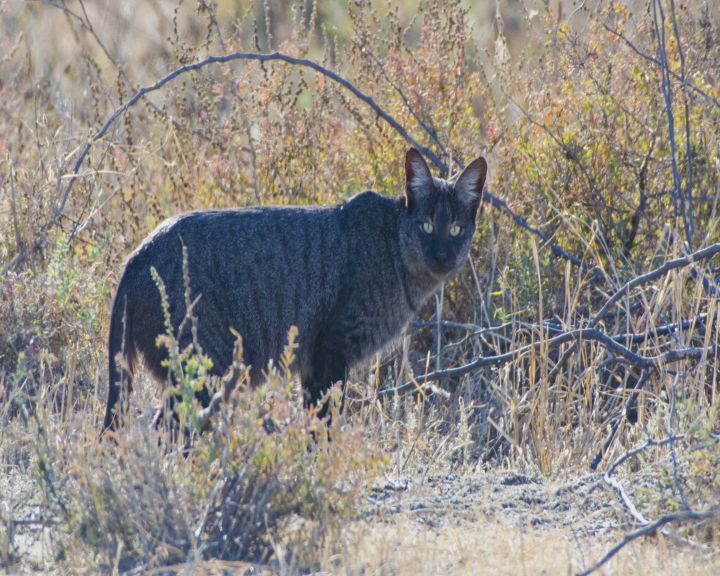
left=338, top=189, right=402, bottom=225
left=125, top=204, right=341, bottom=276
left=118, top=202, right=349, bottom=376
left=118, top=202, right=349, bottom=335
left=134, top=204, right=332, bottom=253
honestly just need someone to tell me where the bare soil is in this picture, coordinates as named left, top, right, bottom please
left=339, top=471, right=718, bottom=575
left=4, top=467, right=717, bottom=575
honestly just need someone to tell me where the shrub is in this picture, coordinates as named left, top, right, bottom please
left=35, top=330, right=383, bottom=572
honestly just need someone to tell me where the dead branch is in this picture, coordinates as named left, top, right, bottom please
left=549, top=239, right=720, bottom=384
left=415, top=312, right=710, bottom=346
left=599, top=435, right=720, bottom=552
left=362, top=45, right=461, bottom=173
left=384, top=243, right=720, bottom=398
left=577, top=506, right=718, bottom=576
left=379, top=325, right=718, bottom=397
left=592, top=313, right=715, bottom=470
left=667, top=0, right=695, bottom=246
left=580, top=435, right=718, bottom=576
left=384, top=240, right=720, bottom=395
left=589, top=241, right=720, bottom=325
left=603, top=473, right=650, bottom=526
left=652, top=0, right=692, bottom=245
left=605, top=435, right=686, bottom=478
left=612, top=313, right=708, bottom=344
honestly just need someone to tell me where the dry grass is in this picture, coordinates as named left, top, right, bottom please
left=1, top=0, right=719, bottom=574
left=339, top=516, right=719, bottom=576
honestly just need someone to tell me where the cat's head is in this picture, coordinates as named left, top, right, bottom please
left=399, top=148, right=487, bottom=281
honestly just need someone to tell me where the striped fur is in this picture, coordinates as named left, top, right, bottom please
left=103, top=149, right=486, bottom=431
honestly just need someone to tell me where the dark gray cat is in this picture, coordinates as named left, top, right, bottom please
left=103, top=149, right=487, bottom=431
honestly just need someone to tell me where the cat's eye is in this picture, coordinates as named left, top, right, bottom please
left=421, top=220, right=434, bottom=234
left=449, top=223, right=463, bottom=237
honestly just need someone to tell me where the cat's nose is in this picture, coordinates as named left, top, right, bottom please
left=436, top=251, right=448, bottom=260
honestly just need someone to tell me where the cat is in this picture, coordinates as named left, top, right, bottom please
left=103, top=148, right=487, bottom=431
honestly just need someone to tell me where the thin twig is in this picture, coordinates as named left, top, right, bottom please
left=44, top=0, right=209, bottom=143
left=667, top=374, right=691, bottom=510
left=668, top=0, right=694, bottom=244
left=612, top=313, right=709, bottom=344
left=605, top=435, right=685, bottom=476
left=511, top=97, right=597, bottom=198
left=8, top=158, right=25, bottom=266
left=363, top=46, right=461, bottom=173
left=652, top=0, right=690, bottom=245
left=598, top=435, right=704, bottom=561
left=414, top=312, right=710, bottom=346
left=604, top=24, right=720, bottom=110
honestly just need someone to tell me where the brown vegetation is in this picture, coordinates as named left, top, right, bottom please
left=1, top=0, right=719, bottom=573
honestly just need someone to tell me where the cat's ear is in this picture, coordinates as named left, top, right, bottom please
left=454, top=156, right=487, bottom=216
left=405, top=148, right=433, bottom=211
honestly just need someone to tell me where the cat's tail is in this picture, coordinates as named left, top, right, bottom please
left=102, top=287, right=136, bottom=435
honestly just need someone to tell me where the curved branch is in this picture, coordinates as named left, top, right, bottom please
left=548, top=242, right=720, bottom=384
left=54, top=49, right=445, bottom=221
left=55, top=49, right=594, bottom=276
left=580, top=434, right=717, bottom=576
left=415, top=313, right=709, bottom=345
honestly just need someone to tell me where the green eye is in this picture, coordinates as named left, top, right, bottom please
left=422, top=221, right=434, bottom=234
left=450, top=223, right=462, bottom=237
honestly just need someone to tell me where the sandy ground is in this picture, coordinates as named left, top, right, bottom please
left=339, top=471, right=719, bottom=575
left=2, top=468, right=718, bottom=575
